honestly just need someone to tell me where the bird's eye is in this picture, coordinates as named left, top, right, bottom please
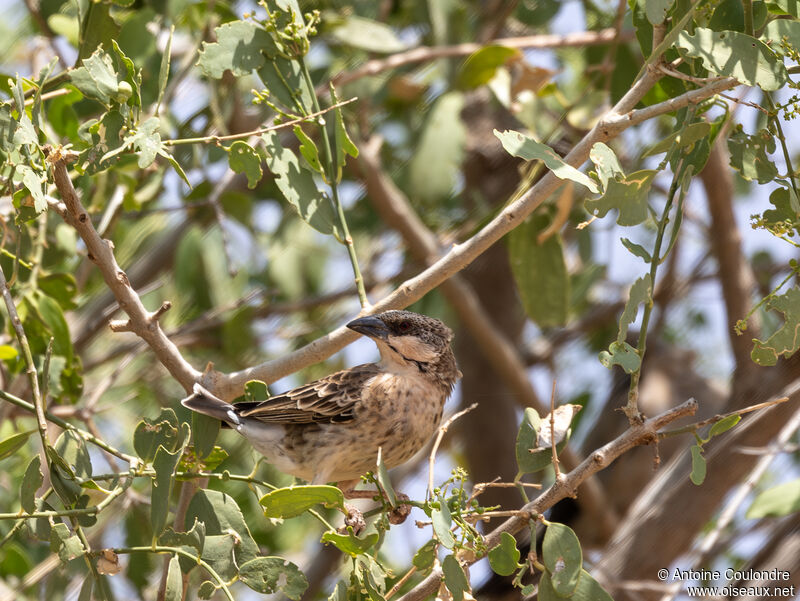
left=398, top=321, right=411, bottom=332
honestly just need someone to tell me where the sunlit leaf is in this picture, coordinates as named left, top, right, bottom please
left=751, top=287, right=800, bottom=365
left=495, top=129, right=599, bottom=193
left=542, top=522, right=582, bottom=596
left=488, top=532, right=521, bottom=576
left=747, top=478, right=800, bottom=518
left=260, top=485, right=345, bottom=518
left=676, top=28, right=787, bottom=91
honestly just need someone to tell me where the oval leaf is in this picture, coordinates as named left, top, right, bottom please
left=690, top=444, right=707, bottom=485
left=676, top=28, right=787, bottom=91
left=488, top=532, right=521, bottom=576
left=260, top=485, right=345, bottom=518
left=542, top=522, right=582, bottom=596
left=238, top=557, right=309, bottom=599
left=746, top=478, right=800, bottom=518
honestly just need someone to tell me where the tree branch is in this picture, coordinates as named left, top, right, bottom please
left=45, top=147, right=202, bottom=392
left=394, top=399, right=698, bottom=601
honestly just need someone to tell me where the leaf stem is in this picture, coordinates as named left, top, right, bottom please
left=162, top=97, right=357, bottom=146
left=299, top=58, right=368, bottom=307
left=0, top=263, right=50, bottom=455
left=113, top=546, right=235, bottom=601
left=625, top=157, right=687, bottom=422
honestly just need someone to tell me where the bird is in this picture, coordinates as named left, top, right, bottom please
left=181, top=310, right=462, bottom=494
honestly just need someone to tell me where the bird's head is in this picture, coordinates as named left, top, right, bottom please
left=347, top=310, right=458, bottom=378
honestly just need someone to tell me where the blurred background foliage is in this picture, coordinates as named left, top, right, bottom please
left=2, top=0, right=800, bottom=600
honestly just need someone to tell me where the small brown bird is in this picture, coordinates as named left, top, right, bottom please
left=181, top=310, right=461, bottom=492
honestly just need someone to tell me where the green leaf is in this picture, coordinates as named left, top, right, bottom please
left=186, top=489, right=260, bottom=570
left=770, top=0, right=800, bottom=17
left=228, top=141, right=263, bottom=189
left=488, top=532, right=521, bottom=576
left=495, top=129, right=599, bottom=193
left=751, top=287, right=800, bottom=366
left=133, top=408, right=181, bottom=462
left=762, top=18, right=800, bottom=54
left=0, top=430, right=34, bottom=460
left=34, top=292, right=73, bottom=360
left=244, top=379, right=270, bottom=402
left=260, top=485, right=345, bottom=518
left=78, top=3, right=119, bottom=61
left=709, top=414, right=741, bottom=438
left=198, top=581, right=216, bottom=600
left=563, top=569, right=614, bottom=601
left=16, top=165, right=47, bottom=214
left=151, top=439, right=186, bottom=535
left=508, top=213, right=569, bottom=327
left=620, top=238, right=652, bottom=263
left=21, top=455, right=43, bottom=513
left=746, top=478, right=800, bottom=518
left=158, top=519, right=206, bottom=557
left=642, top=122, right=711, bottom=157
left=199, top=21, right=272, bottom=78
left=70, top=48, right=119, bottom=104
left=256, top=54, right=314, bottom=114
left=129, top=117, right=162, bottom=168
left=239, top=557, right=309, bottom=599
left=617, top=274, right=652, bottom=342
left=457, top=45, right=520, bottom=89
left=645, top=0, right=675, bottom=24
left=293, top=125, right=323, bottom=174
left=431, top=503, right=456, bottom=549
left=164, top=555, right=182, bottom=601
left=328, top=15, right=406, bottom=53
left=412, top=540, right=437, bottom=571
left=263, top=131, right=338, bottom=235
left=376, top=448, right=397, bottom=507
left=676, top=28, right=787, bottom=91
left=331, top=86, right=358, bottom=181
left=0, top=345, right=18, bottom=360
left=690, top=444, right=707, bottom=485
left=709, top=0, right=745, bottom=32
left=189, top=413, right=220, bottom=461
left=441, top=555, right=470, bottom=601
left=409, top=92, right=467, bottom=204
left=589, top=142, right=623, bottom=190
left=515, top=407, right=541, bottom=474
left=39, top=273, right=78, bottom=310
left=728, top=128, right=778, bottom=184
left=542, top=522, right=582, bottom=596
left=585, top=169, right=657, bottom=226
left=598, top=340, right=641, bottom=374
left=53, top=430, right=92, bottom=480
left=321, top=530, right=380, bottom=557
left=50, top=522, right=85, bottom=563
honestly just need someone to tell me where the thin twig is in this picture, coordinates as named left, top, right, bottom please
left=659, top=397, right=789, bottom=438
left=427, top=404, right=479, bottom=499
left=396, top=399, right=699, bottom=601
left=161, top=96, right=357, bottom=146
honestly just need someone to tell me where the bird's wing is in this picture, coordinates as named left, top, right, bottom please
left=234, top=364, right=380, bottom=424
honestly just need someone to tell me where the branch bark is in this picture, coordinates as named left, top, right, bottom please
left=394, top=399, right=698, bottom=601
left=46, top=148, right=202, bottom=392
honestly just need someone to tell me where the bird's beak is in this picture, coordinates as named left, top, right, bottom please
left=347, top=315, right=389, bottom=340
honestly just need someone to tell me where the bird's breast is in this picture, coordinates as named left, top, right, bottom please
left=356, top=371, right=447, bottom=468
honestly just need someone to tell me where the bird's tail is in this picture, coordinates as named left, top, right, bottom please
left=181, top=384, right=241, bottom=427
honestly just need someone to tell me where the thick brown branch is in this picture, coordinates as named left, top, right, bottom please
left=46, top=148, right=202, bottom=392
left=394, top=399, right=698, bottom=601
